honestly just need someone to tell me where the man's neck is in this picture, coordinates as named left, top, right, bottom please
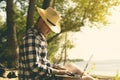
left=35, top=25, right=46, bottom=36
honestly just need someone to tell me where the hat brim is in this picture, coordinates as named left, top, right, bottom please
left=37, top=7, right=61, bottom=33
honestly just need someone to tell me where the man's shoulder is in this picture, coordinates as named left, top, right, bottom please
left=22, top=32, right=36, bottom=40
left=22, top=30, right=43, bottom=41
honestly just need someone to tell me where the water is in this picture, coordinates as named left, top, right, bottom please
left=74, top=59, right=120, bottom=76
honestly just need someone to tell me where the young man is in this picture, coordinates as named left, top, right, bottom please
left=19, top=7, right=95, bottom=80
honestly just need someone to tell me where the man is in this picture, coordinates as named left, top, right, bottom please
left=19, top=7, right=95, bottom=80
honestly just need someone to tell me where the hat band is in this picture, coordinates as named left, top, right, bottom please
left=47, top=19, right=56, bottom=26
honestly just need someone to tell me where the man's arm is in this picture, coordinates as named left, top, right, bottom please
left=22, top=35, right=52, bottom=76
left=23, top=34, right=72, bottom=76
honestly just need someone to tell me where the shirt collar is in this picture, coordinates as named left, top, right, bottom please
left=28, top=25, right=47, bottom=41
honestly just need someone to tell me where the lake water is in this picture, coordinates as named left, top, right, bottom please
left=74, top=60, right=120, bottom=76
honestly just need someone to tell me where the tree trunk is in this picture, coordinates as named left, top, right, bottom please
left=6, top=0, right=17, bottom=68
left=63, top=33, right=67, bottom=65
left=26, top=0, right=36, bottom=30
left=42, top=0, right=53, bottom=9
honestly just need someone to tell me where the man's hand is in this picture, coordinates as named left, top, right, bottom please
left=52, top=64, right=75, bottom=76
left=57, top=69, right=75, bottom=76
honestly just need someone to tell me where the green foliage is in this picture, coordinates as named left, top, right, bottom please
left=0, top=11, right=13, bottom=66
left=87, top=62, right=96, bottom=74
left=14, top=4, right=26, bottom=42
left=55, top=0, right=120, bottom=31
left=47, top=32, right=74, bottom=62
left=112, top=71, right=120, bottom=80
left=47, top=33, right=61, bottom=57
left=0, top=22, right=7, bottom=64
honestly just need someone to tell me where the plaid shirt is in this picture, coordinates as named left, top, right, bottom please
left=19, top=26, right=53, bottom=80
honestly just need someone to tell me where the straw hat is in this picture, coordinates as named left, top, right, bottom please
left=37, top=7, right=61, bottom=33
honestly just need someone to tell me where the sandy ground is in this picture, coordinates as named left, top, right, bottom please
left=0, top=76, right=116, bottom=80
left=0, top=70, right=119, bottom=80
left=0, top=78, right=18, bottom=80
